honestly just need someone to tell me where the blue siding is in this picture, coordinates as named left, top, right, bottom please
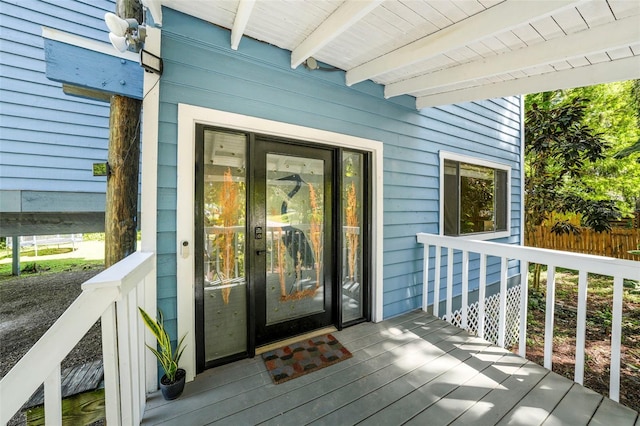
left=0, top=0, right=114, bottom=192
left=156, top=8, right=522, bottom=324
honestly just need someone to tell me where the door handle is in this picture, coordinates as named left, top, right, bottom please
left=256, top=250, right=266, bottom=255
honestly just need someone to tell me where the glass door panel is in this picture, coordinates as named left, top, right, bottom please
left=200, top=129, right=247, bottom=364
left=342, top=151, right=365, bottom=322
left=266, top=154, right=325, bottom=325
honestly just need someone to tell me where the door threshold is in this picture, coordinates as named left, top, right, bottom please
left=255, top=326, right=338, bottom=355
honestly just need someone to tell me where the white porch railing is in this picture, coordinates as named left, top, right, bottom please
left=0, top=251, right=156, bottom=425
left=417, top=233, right=640, bottom=403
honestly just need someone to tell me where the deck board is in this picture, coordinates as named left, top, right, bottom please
left=141, top=311, right=638, bottom=426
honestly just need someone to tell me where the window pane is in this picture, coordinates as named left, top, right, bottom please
left=203, top=130, right=247, bottom=362
left=443, top=160, right=459, bottom=236
left=495, top=169, right=508, bottom=231
left=342, top=151, right=364, bottom=322
left=459, top=163, right=495, bottom=234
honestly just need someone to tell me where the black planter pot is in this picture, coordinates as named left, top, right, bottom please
left=160, top=368, right=186, bottom=400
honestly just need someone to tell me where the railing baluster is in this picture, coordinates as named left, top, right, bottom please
left=127, top=288, right=141, bottom=423
left=44, top=364, right=62, bottom=425
left=136, top=282, right=148, bottom=419
left=102, top=304, right=121, bottom=426
left=478, top=254, right=487, bottom=339
left=609, top=275, right=624, bottom=402
left=498, top=257, right=508, bottom=348
left=574, top=270, right=588, bottom=385
left=446, top=247, right=453, bottom=322
left=519, top=260, right=529, bottom=358
left=422, top=244, right=430, bottom=313
left=433, top=245, right=441, bottom=318
left=544, top=265, right=556, bottom=370
left=116, top=296, right=133, bottom=425
left=461, top=250, right=469, bottom=330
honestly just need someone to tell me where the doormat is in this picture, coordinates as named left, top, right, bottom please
left=261, top=334, right=352, bottom=384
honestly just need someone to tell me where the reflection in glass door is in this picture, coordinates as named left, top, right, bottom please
left=196, top=128, right=248, bottom=367
left=266, top=154, right=325, bottom=324
left=254, top=140, right=334, bottom=346
left=342, top=151, right=366, bottom=323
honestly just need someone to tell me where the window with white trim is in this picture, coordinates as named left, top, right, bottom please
left=441, top=152, right=510, bottom=238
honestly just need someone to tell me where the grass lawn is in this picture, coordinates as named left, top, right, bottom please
left=0, top=258, right=104, bottom=279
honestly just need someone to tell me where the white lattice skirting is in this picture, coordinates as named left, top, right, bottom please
left=443, top=284, right=522, bottom=348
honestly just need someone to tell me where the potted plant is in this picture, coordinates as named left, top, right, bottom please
left=138, top=307, right=187, bottom=400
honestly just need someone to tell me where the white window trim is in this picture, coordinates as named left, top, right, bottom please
left=177, top=104, right=384, bottom=381
left=439, top=151, right=511, bottom=241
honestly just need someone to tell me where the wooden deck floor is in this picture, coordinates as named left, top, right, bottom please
left=142, top=311, right=639, bottom=426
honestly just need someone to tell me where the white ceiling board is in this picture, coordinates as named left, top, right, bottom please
left=291, top=0, right=382, bottom=68
left=416, top=55, right=640, bottom=109
left=606, top=46, right=634, bottom=60
left=530, top=15, right=565, bottom=40
left=155, top=0, right=640, bottom=108
left=551, top=6, right=589, bottom=34
left=608, top=0, right=640, bottom=18
left=576, top=0, right=617, bottom=27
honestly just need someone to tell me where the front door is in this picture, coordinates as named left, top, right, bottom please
left=195, top=125, right=369, bottom=371
left=253, top=138, right=335, bottom=346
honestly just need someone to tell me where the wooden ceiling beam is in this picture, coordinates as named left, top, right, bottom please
left=231, top=0, right=256, bottom=50
left=386, top=15, right=640, bottom=98
left=291, top=0, right=382, bottom=69
left=346, top=0, right=580, bottom=86
left=416, top=55, right=640, bottom=109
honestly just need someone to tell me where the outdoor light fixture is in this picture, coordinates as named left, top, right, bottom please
left=140, top=48, right=163, bottom=75
left=104, top=12, right=147, bottom=53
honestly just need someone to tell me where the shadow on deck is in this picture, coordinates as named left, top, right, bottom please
left=142, top=311, right=639, bottom=425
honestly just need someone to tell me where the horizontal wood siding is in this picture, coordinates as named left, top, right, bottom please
left=157, top=8, right=522, bottom=324
left=0, top=0, right=113, bottom=193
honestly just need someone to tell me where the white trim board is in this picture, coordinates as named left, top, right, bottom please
left=41, top=27, right=139, bottom=62
left=140, top=26, right=161, bottom=393
left=176, top=104, right=384, bottom=381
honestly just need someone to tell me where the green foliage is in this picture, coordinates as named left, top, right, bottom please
left=525, top=93, right=621, bottom=236
left=138, top=308, right=186, bottom=383
left=527, top=81, right=640, bottom=219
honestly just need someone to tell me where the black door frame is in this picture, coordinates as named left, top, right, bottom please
left=251, top=137, right=337, bottom=347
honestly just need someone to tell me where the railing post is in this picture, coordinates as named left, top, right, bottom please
left=477, top=254, right=487, bottom=339
left=498, top=257, right=508, bottom=348
left=446, top=247, right=453, bottom=322
left=518, top=260, right=529, bottom=358
left=43, top=364, right=62, bottom=425
left=433, top=246, right=441, bottom=318
left=544, top=265, right=556, bottom=370
left=574, top=270, right=588, bottom=385
left=461, top=250, right=469, bottom=330
left=116, top=295, right=134, bottom=425
left=609, top=275, right=624, bottom=402
left=421, top=244, right=430, bottom=313
left=102, top=304, right=122, bottom=426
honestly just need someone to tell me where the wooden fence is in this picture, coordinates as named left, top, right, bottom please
left=527, top=226, right=640, bottom=261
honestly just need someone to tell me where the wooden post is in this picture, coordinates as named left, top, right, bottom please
left=105, top=0, right=143, bottom=268
left=12, top=236, right=20, bottom=276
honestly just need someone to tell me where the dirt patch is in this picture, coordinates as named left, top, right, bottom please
left=0, top=267, right=104, bottom=424
left=515, top=275, right=640, bottom=413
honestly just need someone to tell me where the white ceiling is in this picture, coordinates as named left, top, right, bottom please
left=146, top=0, right=640, bottom=108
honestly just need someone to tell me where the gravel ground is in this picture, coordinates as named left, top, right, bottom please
left=1, top=266, right=104, bottom=424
